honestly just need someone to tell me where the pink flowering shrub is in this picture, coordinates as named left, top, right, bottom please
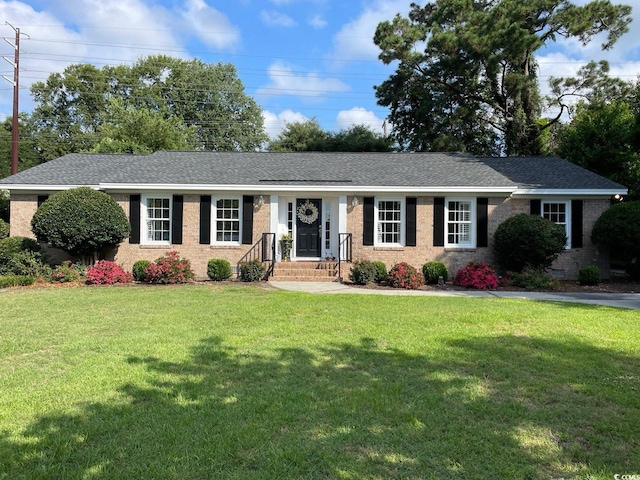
left=86, top=260, right=132, bottom=285
left=453, top=261, right=499, bottom=290
left=144, top=251, right=195, bottom=284
left=387, top=262, right=424, bottom=289
left=50, top=260, right=81, bottom=283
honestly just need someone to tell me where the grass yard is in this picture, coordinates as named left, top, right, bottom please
left=0, top=284, right=639, bottom=479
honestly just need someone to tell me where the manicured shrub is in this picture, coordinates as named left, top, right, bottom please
left=349, top=260, right=378, bottom=285
left=387, top=262, right=424, bottom=289
left=0, top=236, right=41, bottom=257
left=51, top=260, right=82, bottom=283
left=5, top=250, right=51, bottom=278
left=493, top=213, right=567, bottom=273
left=30, top=187, right=130, bottom=260
left=372, top=261, right=388, bottom=283
left=453, top=262, right=499, bottom=290
left=0, top=219, right=8, bottom=239
left=144, top=251, right=195, bottom=284
left=422, top=261, right=448, bottom=284
left=0, top=275, right=35, bottom=288
left=86, top=260, right=132, bottom=285
left=508, top=267, right=557, bottom=291
left=239, top=259, right=266, bottom=282
left=0, top=189, right=8, bottom=223
left=578, top=265, right=601, bottom=286
left=591, top=201, right=640, bottom=279
left=132, top=259, right=151, bottom=282
left=207, top=258, right=233, bottom=281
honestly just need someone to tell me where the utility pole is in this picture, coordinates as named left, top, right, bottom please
left=2, top=23, right=28, bottom=175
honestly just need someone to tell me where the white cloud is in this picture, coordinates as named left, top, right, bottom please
left=335, top=107, right=386, bottom=134
left=309, top=14, right=327, bottom=29
left=262, top=109, right=308, bottom=139
left=257, top=61, right=350, bottom=102
left=260, top=10, right=297, bottom=28
left=178, top=0, right=241, bottom=49
left=331, top=1, right=410, bottom=61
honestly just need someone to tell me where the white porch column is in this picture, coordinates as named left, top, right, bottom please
left=270, top=194, right=279, bottom=235
left=338, top=195, right=347, bottom=233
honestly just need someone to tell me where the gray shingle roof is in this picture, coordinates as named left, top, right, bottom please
left=0, top=151, right=626, bottom=192
left=480, top=156, right=626, bottom=190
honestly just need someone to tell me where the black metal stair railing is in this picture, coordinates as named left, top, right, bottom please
left=237, top=233, right=276, bottom=279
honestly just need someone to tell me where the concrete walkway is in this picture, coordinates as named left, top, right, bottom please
left=269, top=281, right=640, bottom=310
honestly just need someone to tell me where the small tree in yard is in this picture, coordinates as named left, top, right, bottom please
left=31, top=187, right=130, bottom=263
left=591, top=201, right=640, bottom=279
left=493, top=214, right=567, bottom=273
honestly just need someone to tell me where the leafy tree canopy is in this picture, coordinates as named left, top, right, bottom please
left=29, top=55, right=267, bottom=159
left=556, top=100, right=640, bottom=199
left=374, top=0, right=632, bottom=155
left=268, top=120, right=394, bottom=152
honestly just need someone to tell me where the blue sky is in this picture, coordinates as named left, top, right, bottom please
left=0, top=0, right=639, bottom=140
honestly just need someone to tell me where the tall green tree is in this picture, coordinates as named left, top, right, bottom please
left=556, top=100, right=640, bottom=199
left=374, top=1, right=632, bottom=155
left=92, top=98, right=196, bottom=154
left=268, top=120, right=394, bottom=152
left=29, top=56, right=267, bottom=157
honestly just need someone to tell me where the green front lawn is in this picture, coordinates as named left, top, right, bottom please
left=1, top=285, right=638, bottom=479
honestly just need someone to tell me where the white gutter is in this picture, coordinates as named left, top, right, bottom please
left=514, top=188, right=627, bottom=196
left=99, top=183, right=517, bottom=194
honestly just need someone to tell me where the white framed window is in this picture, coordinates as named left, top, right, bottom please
left=541, top=200, right=571, bottom=248
left=214, top=197, right=241, bottom=243
left=143, top=196, right=171, bottom=244
left=446, top=198, right=475, bottom=247
left=376, top=198, right=404, bottom=246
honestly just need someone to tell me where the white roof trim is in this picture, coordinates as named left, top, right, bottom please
left=2, top=184, right=100, bottom=191
left=514, top=188, right=627, bottom=196
left=99, top=183, right=517, bottom=194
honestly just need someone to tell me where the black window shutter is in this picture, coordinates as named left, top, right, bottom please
left=172, top=195, right=183, bottom=245
left=363, top=197, right=374, bottom=246
left=242, top=195, right=254, bottom=245
left=477, top=197, right=488, bottom=248
left=37, top=195, right=48, bottom=207
left=433, top=197, right=445, bottom=247
left=129, top=194, right=141, bottom=244
left=199, top=195, right=211, bottom=245
left=571, top=200, right=583, bottom=248
left=406, top=197, right=417, bottom=247
left=530, top=199, right=541, bottom=215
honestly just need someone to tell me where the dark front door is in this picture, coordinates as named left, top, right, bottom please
left=296, top=199, right=322, bottom=258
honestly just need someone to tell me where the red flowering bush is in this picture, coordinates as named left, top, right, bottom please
left=86, top=260, right=132, bottom=285
left=453, top=261, right=499, bottom=290
left=144, top=251, right=195, bottom=284
left=387, top=262, right=424, bottom=289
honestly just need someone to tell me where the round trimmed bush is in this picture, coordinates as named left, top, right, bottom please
left=31, top=187, right=130, bottom=258
left=422, top=261, right=448, bottom=284
left=371, top=261, right=388, bottom=283
left=578, top=265, right=601, bottom=286
left=591, top=201, right=640, bottom=279
left=132, top=259, right=151, bottom=282
left=207, top=258, right=232, bottom=281
left=493, top=213, right=567, bottom=273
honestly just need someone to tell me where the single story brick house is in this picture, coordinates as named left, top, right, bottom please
left=0, top=151, right=627, bottom=280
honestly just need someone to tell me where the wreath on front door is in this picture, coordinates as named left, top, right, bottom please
left=297, top=199, right=319, bottom=224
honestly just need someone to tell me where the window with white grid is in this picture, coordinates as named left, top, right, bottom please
left=215, top=198, right=240, bottom=243
left=145, top=197, right=171, bottom=243
left=542, top=201, right=570, bottom=248
left=446, top=199, right=473, bottom=247
left=377, top=199, right=402, bottom=245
